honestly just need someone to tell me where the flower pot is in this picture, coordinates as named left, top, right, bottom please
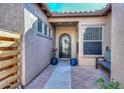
left=51, top=58, right=58, bottom=65
left=70, top=58, right=78, bottom=66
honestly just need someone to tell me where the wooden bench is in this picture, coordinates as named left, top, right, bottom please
left=96, top=50, right=111, bottom=71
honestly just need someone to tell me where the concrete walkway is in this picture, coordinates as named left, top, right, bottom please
left=25, top=60, right=109, bottom=89
left=25, top=65, right=55, bottom=89
left=44, top=61, right=71, bottom=89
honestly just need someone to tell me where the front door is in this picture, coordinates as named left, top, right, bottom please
left=59, top=33, right=71, bottom=58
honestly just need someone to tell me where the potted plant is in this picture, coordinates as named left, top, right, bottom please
left=70, top=58, right=78, bottom=66
left=51, top=48, right=58, bottom=65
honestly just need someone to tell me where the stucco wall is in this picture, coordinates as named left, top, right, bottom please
left=23, top=4, right=54, bottom=86
left=111, top=4, right=124, bottom=88
left=55, top=26, right=77, bottom=58
left=53, top=16, right=111, bottom=66
left=104, top=13, right=111, bottom=51
left=78, top=16, right=111, bottom=66
left=0, top=3, right=54, bottom=86
left=0, top=3, right=24, bottom=33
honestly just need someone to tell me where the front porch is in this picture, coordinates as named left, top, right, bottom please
left=0, top=3, right=118, bottom=89
left=25, top=59, right=110, bottom=89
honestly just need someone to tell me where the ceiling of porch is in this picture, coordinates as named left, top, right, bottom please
left=51, top=22, right=78, bottom=27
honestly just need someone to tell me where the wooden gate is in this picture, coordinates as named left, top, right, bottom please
left=0, top=29, right=21, bottom=89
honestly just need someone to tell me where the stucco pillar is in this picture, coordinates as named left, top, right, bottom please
left=111, top=3, right=124, bottom=88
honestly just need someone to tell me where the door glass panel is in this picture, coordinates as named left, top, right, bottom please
left=59, top=34, right=71, bottom=58
left=62, top=36, right=69, bottom=55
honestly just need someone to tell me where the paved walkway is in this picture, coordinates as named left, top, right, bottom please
left=44, top=61, right=71, bottom=89
left=25, top=61, right=110, bottom=89
left=71, top=66, right=110, bottom=89
left=25, top=65, right=55, bottom=89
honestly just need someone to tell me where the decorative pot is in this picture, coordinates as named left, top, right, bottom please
left=70, top=58, right=78, bottom=66
left=51, top=58, right=58, bottom=65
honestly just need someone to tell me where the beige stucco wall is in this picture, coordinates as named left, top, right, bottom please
left=0, top=3, right=24, bottom=33
left=111, top=4, right=124, bottom=88
left=78, top=16, right=111, bottom=66
left=0, top=3, right=55, bottom=86
left=55, top=26, right=77, bottom=58
left=22, top=4, right=54, bottom=86
left=53, top=15, right=111, bottom=66
left=49, top=17, right=106, bottom=23
left=104, top=13, right=111, bottom=51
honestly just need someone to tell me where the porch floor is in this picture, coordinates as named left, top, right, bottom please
left=25, top=61, right=110, bottom=89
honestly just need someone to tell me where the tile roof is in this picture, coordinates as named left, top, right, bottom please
left=38, top=3, right=111, bottom=17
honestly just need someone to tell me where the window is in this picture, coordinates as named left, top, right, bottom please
left=37, top=19, right=52, bottom=39
left=48, top=28, right=51, bottom=37
left=47, top=26, right=49, bottom=37
left=44, top=24, right=47, bottom=36
left=38, top=19, right=42, bottom=33
left=42, top=22, right=45, bottom=34
left=50, top=29, right=52, bottom=38
left=83, top=27, right=102, bottom=55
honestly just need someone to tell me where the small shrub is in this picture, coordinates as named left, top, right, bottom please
left=96, top=77, right=120, bottom=89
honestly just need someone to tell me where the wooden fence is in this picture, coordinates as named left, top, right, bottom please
left=0, top=30, right=21, bottom=89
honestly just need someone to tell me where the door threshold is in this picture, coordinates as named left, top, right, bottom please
left=59, top=58, right=70, bottom=61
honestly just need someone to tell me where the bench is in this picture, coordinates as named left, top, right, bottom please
left=96, top=50, right=111, bottom=71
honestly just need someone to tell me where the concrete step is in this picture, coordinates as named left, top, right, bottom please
left=59, top=58, right=70, bottom=62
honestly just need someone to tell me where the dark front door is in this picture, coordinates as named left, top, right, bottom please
left=59, top=33, right=71, bottom=58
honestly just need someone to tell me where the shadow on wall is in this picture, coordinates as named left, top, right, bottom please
left=23, top=8, right=52, bottom=86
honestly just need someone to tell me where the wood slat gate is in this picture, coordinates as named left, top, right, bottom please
left=0, top=29, right=21, bottom=89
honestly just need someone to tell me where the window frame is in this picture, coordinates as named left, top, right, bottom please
left=47, top=26, right=50, bottom=37
left=37, top=18, right=53, bottom=39
left=38, top=19, right=43, bottom=33
left=44, top=24, right=48, bottom=36
left=50, top=29, right=53, bottom=38
left=42, top=22, right=45, bottom=34
left=82, top=25, right=104, bottom=57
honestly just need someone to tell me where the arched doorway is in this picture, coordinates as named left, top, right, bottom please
left=59, top=33, right=71, bottom=58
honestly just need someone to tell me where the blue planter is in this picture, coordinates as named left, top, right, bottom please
left=51, top=58, right=58, bottom=65
left=70, top=58, right=78, bottom=66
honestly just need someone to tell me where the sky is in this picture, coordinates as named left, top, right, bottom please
left=47, top=3, right=108, bottom=13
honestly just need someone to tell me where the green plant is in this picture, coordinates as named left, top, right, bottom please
left=51, top=48, right=57, bottom=58
left=96, top=77, right=120, bottom=89
left=96, top=77, right=105, bottom=88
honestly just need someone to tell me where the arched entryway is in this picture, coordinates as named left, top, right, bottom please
left=59, top=33, right=71, bottom=58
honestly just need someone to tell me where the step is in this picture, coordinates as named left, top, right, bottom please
left=59, top=58, right=70, bottom=62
